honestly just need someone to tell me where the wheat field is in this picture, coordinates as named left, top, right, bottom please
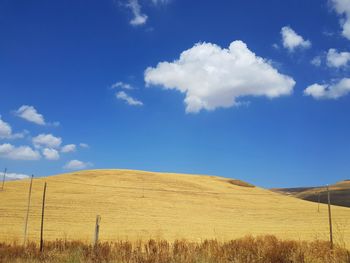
left=1, top=169, right=350, bottom=246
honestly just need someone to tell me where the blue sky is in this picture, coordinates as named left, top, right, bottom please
left=1, top=0, right=350, bottom=188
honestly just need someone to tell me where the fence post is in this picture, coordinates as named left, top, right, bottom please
left=40, top=182, right=47, bottom=253
left=327, top=185, right=333, bottom=250
left=1, top=168, right=7, bottom=191
left=23, top=174, right=34, bottom=245
left=94, top=215, right=101, bottom=246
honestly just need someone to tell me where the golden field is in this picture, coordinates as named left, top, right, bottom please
left=1, top=169, right=350, bottom=246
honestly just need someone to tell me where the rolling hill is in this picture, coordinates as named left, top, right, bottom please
left=1, top=169, right=350, bottom=247
left=273, top=180, right=350, bottom=208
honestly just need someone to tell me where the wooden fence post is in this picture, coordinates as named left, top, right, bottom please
left=1, top=168, right=7, bottom=191
left=23, top=174, right=34, bottom=245
left=94, top=215, right=101, bottom=246
left=327, top=185, right=333, bottom=250
left=40, top=182, right=47, bottom=253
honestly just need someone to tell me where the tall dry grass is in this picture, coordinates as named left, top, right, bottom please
left=1, top=235, right=349, bottom=263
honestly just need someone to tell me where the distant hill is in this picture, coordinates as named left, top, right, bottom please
left=1, top=169, right=350, bottom=246
left=272, top=180, right=350, bottom=208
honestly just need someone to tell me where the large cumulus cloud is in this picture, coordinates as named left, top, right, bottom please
left=145, top=40, right=295, bottom=113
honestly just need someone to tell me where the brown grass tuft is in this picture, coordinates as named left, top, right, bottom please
left=227, top=179, right=255, bottom=187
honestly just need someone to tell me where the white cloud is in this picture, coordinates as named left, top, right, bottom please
left=323, top=30, right=335, bottom=37
left=304, top=78, right=350, bottom=99
left=50, top=121, right=60, bottom=127
left=61, top=144, right=76, bottom=153
left=0, top=116, right=25, bottom=139
left=79, top=143, right=89, bottom=148
left=111, top=81, right=134, bottom=90
left=116, top=91, right=143, bottom=106
left=0, top=117, right=13, bottom=139
left=63, top=159, right=92, bottom=170
left=151, top=0, right=170, bottom=4
left=311, top=56, right=322, bottom=67
left=272, top=43, right=279, bottom=49
left=281, top=26, right=311, bottom=52
left=32, top=134, right=62, bottom=149
left=42, top=148, right=60, bottom=160
left=126, top=0, right=148, bottom=26
left=0, top=143, right=41, bottom=160
left=15, top=105, right=46, bottom=125
left=14, top=105, right=59, bottom=126
left=330, top=0, right=350, bottom=40
left=3, top=172, right=30, bottom=181
left=326, top=48, right=350, bottom=68
left=144, top=40, right=295, bottom=113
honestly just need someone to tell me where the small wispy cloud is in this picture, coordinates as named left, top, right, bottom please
left=61, top=144, right=76, bottom=153
left=116, top=91, right=143, bottom=106
left=111, top=81, right=134, bottom=90
left=79, top=143, right=89, bottom=149
left=14, top=105, right=45, bottom=125
left=3, top=172, right=30, bottom=181
left=330, top=0, right=350, bottom=40
left=0, top=143, right=41, bottom=160
left=42, top=148, right=60, bottom=160
left=151, top=0, right=171, bottom=5
left=326, top=48, right=350, bottom=68
left=32, top=133, right=62, bottom=149
left=272, top=43, right=279, bottom=49
left=63, top=159, right=93, bottom=170
left=311, top=56, right=322, bottom=67
left=0, top=116, right=26, bottom=140
left=304, top=78, right=350, bottom=99
left=126, top=0, right=148, bottom=26
left=121, top=0, right=172, bottom=27
left=281, top=26, right=311, bottom=52
left=14, top=105, right=59, bottom=126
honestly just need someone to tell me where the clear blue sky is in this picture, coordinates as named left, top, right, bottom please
left=1, top=0, right=350, bottom=188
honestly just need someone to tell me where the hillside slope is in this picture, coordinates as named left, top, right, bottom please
left=273, top=180, right=350, bottom=208
left=1, top=170, right=350, bottom=246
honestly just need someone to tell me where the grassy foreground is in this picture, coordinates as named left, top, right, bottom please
left=1, top=236, right=349, bottom=263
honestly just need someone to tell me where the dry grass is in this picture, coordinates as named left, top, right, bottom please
left=1, top=169, right=350, bottom=247
left=1, top=236, right=350, bottom=263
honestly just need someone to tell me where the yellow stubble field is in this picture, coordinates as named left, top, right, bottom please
left=1, top=169, right=349, bottom=246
